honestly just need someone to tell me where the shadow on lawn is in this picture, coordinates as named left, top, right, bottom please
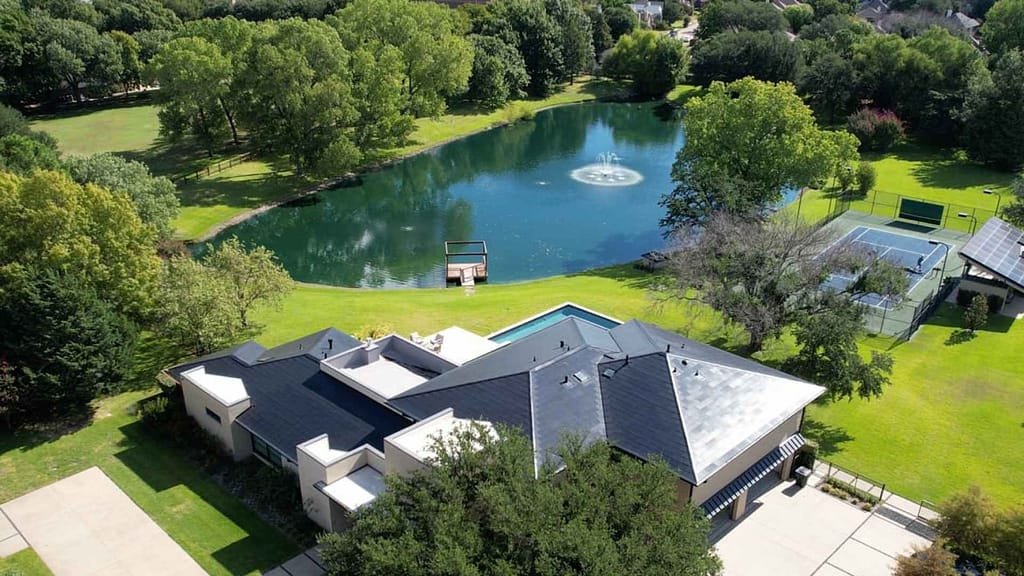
left=801, top=416, right=854, bottom=458
left=924, top=303, right=1015, bottom=334
left=114, top=421, right=299, bottom=575
left=24, top=92, right=155, bottom=120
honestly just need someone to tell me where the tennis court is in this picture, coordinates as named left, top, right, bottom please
left=823, top=226, right=948, bottom=309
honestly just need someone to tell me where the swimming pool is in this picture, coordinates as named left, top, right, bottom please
left=487, top=303, right=622, bottom=344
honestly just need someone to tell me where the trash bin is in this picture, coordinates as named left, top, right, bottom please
left=794, top=466, right=812, bottom=488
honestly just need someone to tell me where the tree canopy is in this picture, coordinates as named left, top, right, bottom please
left=691, top=31, right=799, bottom=86
left=661, top=78, right=859, bottom=231
left=697, top=0, right=788, bottom=39
left=319, top=425, right=722, bottom=576
left=982, top=0, right=1024, bottom=56
left=958, top=49, right=1024, bottom=170
left=603, top=30, right=690, bottom=98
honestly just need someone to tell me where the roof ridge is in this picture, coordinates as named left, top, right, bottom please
left=394, top=370, right=531, bottom=400
left=664, top=354, right=698, bottom=483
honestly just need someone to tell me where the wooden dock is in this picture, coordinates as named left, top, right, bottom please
left=445, top=241, right=488, bottom=285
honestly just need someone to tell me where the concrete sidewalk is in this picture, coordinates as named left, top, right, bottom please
left=1, top=467, right=208, bottom=576
left=714, top=476, right=934, bottom=576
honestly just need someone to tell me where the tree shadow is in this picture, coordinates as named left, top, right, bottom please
left=0, top=406, right=97, bottom=455
left=114, top=421, right=300, bottom=574
left=569, top=262, right=674, bottom=290
left=801, top=416, right=854, bottom=457
left=125, top=334, right=186, bottom=391
left=944, top=329, right=976, bottom=345
left=24, top=91, right=156, bottom=120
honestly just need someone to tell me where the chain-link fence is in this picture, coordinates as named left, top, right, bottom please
left=845, top=190, right=996, bottom=234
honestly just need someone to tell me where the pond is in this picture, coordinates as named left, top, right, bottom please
left=206, top=103, right=687, bottom=288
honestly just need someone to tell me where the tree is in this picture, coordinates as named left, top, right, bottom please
left=0, top=266, right=137, bottom=423
left=0, top=170, right=160, bottom=319
left=856, top=161, right=876, bottom=195
left=785, top=4, right=815, bottom=32
left=806, top=0, right=857, bottom=17
left=799, top=15, right=873, bottom=56
left=34, top=16, right=124, bottom=101
left=602, top=30, right=690, bottom=98
left=331, top=0, right=473, bottom=117
left=319, top=425, right=722, bottom=576
left=133, top=28, right=175, bottom=62
left=546, top=0, right=595, bottom=82
left=0, top=135, right=61, bottom=174
left=1002, top=174, right=1024, bottom=227
left=94, top=0, right=182, bottom=33
left=691, top=31, right=800, bottom=85
left=107, top=30, right=143, bottom=92
left=894, top=542, right=958, bottom=576
left=155, top=256, right=241, bottom=356
left=148, top=36, right=234, bottom=154
left=936, top=486, right=997, bottom=558
left=348, top=47, right=416, bottom=155
left=662, top=78, right=859, bottom=231
left=587, top=7, right=614, bottom=53
left=798, top=51, right=857, bottom=123
left=203, top=237, right=293, bottom=328
left=0, top=361, right=16, bottom=430
left=604, top=4, right=638, bottom=41
left=236, top=18, right=358, bottom=174
left=963, top=293, right=989, bottom=332
left=847, top=108, right=905, bottom=151
left=993, top=507, right=1024, bottom=576
left=787, top=295, right=895, bottom=399
left=466, top=34, right=529, bottom=108
left=697, top=0, right=788, bottom=39
left=958, top=50, right=1024, bottom=171
left=982, top=0, right=1024, bottom=55
left=64, top=153, right=180, bottom=240
left=663, top=0, right=684, bottom=24
left=487, top=0, right=566, bottom=97
left=662, top=213, right=905, bottom=351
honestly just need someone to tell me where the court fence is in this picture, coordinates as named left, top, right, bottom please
left=863, top=277, right=959, bottom=340
left=843, top=190, right=996, bottom=234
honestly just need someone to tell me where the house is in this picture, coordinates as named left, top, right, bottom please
left=166, top=304, right=824, bottom=532
left=856, top=0, right=891, bottom=28
left=956, top=217, right=1024, bottom=312
left=628, top=1, right=664, bottom=26
left=951, top=10, right=981, bottom=34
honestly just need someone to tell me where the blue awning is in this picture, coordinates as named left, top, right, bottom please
left=700, top=433, right=806, bottom=518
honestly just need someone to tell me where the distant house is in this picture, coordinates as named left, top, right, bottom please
left=957, top=217, right=1024, bottom=313
left=628, top=0, right=664, bottom=26
left=771, top=0, right=804, bottom=10
left=856, top=0, right=891, bottom=28
left=951, top=10, right=981, bottom=34
left=165, top=303, right=823, bottom=532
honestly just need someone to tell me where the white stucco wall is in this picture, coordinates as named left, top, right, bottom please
left=181, top=376, right=251, bottom=461
left=690, top=412, right=803, bottom=505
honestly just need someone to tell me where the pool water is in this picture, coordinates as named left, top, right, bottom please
left=488, top=304, right=622, bottom=343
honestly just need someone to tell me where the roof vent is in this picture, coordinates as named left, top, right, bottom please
left=666, top=344, right=671, bottom=353
left=559, top=340, right=565, bottom=348
left=328, top=338, right=333, bottom=350
left=602, top=368, right=616, bottom=379
left=572, top=370, right=590, bottom=384
left=681, top=359, right=688, bottom=366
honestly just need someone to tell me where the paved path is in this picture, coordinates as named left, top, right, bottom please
left=0, top=467, right=208, bottom=576
left=714, top=474, right=934, bottom=576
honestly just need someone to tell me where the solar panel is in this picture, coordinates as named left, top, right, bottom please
left=960, top=218, right=1024, bottom=290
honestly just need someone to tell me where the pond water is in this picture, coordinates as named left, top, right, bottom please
left=206, top=103, right=688, bottom=288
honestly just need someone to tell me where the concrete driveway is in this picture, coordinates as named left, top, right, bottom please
left=714, top=476, right=934, bottom=576
left=0, top=467, right=207, bottom=576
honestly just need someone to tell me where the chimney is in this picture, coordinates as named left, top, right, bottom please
left=328, top=338, right=333, bottom=350
left=666, top=343, right=671, bottom=353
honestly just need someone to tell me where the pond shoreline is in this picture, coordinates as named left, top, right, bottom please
left=186, top=99, right=621, bottom=245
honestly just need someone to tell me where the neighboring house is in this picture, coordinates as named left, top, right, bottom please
left=856, top=0, right=891, bottom=28
left=628, top=1, right=664, bottom=26
left=771, top=0, right=803, bottom=10
left=166, top=303, right=824, bottom=532
left=956, top=217, right=1024, bottom=313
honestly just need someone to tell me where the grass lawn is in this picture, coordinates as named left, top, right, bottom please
left=806, top=304, right=1024, bottom=506
left=0, top=389, right=299, bottom=576
left=29, top=103, right=160, bottom=157
left=0, top=548, right=52, bottom=576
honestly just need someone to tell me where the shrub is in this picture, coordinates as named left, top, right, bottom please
left=894, top=541, right=959, bottom=576
left=138, top=395, right=171, bottom=425
left=355, top=323, right=394, bottom=340
left=847, top=108, right=905, bottom=151
left=856, top=162, right=876, bottom=196
left=837, top=164, right=856, bottom=192
left=824, top=477, right=881, bottom=506
left=963, top=294, right=989, bottom=332
left=502, top=102, right=535, bottom=124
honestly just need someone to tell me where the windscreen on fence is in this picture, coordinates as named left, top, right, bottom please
left=898, top=198, right=945, bottom=226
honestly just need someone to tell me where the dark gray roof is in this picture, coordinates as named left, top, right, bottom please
left=959, top=217, right=1024, bottom=292
left=184, top=340, right=266, bottom=367
left=168, top=331, right=409, bottom=461
left=257, top=328, right=361, bottom=363
left=392, top=317, right=824, bottom=484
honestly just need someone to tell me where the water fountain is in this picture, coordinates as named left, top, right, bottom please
left=569, top=152, right=644, bottom=187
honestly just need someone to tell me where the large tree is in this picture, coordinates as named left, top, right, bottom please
left=94, top=0, right=182, bottom=33
left=958, top=49, right=1024, bottom=171
left=236, top=18, right=359, bottom=174
left=0, top=170, right=160, bottom=318
left=319, top=425, right=722, bottom=576
left=545, top=0, right=594, bottom=83
left=662, top=213, right=906, bottom=352
left=691, top=30, right=800, bottom=85
left=0, top=266, right=137, bottom=424
left=203, top=236, right=293, bottom=328
left=982, top=0, right=1024, bottom=55
left=465, top=34, right=529, bottom=108
left=33, top=16, right=124, bottom=102
left=603, top=30, right=690, bottom=98
left=661, top=78, right=859, bottom=231
left=331, top=0, right=473, bottom=117
left=1002, top=174, right=1024, bottom=227
left=64, top=153, right=180, bottom=240
left=697, top=0, right=788, bottom=39
left=486, top=0, right=565, bottom=97
left=155, top=256, right=241, bottom=356
left=798, top=51, right=858, bottom=123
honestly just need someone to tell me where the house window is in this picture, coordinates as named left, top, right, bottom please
left=205, top=407, right=222, bottom=424
left=252, top=435, right=281, bottom=467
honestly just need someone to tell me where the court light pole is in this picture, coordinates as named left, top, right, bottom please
left=983, top=188, right=1002, bottom=214
left=928, top=240, right=949, bottom=281
left=957, top=212, right=978, bottom=235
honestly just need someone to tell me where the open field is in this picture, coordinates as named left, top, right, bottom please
left=0, top=548, right=52, bottom=576
left=29, top=103, right=160, bottom=157
left=0, top=391, right=299, bottom=576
